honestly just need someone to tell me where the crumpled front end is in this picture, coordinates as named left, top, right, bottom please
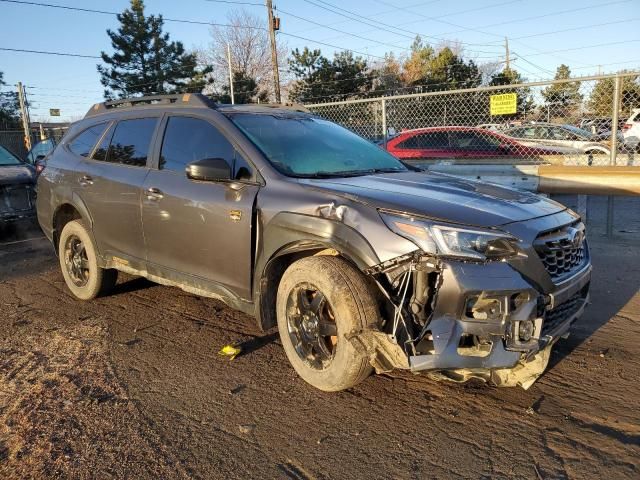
left=350, top=217, right=591, bottom=390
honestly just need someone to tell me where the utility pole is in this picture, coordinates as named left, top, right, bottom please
left=266, top=0, right=281, bottom=103
left=227, top=44, right=235, bottom=105
left=504, top=37, right=510, bottom=71
left=16, top=82, right=32, bottom=151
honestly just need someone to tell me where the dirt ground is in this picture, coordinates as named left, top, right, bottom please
left=1, top=200, right=639, bottom=479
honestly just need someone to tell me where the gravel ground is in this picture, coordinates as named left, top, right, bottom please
left=0, top=202, right=639, bottom=479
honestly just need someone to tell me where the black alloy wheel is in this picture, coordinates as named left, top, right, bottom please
left=286, top=283, right=338, bottom=370
left=64, top=234, right=90, bottom=287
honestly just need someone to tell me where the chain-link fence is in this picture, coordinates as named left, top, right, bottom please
left=307, top=72, right=640, bottom=168
left=0, top=127, right=68, bottom=160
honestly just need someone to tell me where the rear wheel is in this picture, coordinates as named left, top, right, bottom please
left=276, top=256, right=380, bottom=391
left=58, top=220, right=117, bottom=300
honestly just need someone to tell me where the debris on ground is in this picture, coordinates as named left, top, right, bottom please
left=238, top=424, right=256, bottom=434
left=218, top=343, right=242, bottom=360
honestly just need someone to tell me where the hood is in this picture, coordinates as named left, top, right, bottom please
left=300, top=171, right=566, bottom=227
left=0, top=164, right=36, bottom=186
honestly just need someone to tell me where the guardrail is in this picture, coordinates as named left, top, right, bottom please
left=420, top=164, right=640, bottom=196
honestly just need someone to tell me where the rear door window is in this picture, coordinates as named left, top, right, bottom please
left=68, top=123, right=109, bottom=157
left=106, top=118, right=158, bottom=167
left=398, top=131, right=449, bottom=149
left=159, top=116, right=254, bottom=180
left=449, top=131, right=500, bottom=151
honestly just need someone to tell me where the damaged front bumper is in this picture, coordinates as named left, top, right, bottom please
left=356, top=254, right=591, bottom=389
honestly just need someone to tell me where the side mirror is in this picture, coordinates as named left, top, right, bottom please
left=186, top=157, right=231, bottom=182
left=35, top=154, right=46, bottom=161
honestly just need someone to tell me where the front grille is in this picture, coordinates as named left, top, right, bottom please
left=542, top=290, right=587, bottom=336
left=0, top=186, right=33, bottom=214
left=534, top=222, right=589, bottom=282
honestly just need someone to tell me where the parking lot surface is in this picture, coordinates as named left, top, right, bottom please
left=1, top=207, right=639, bottom=479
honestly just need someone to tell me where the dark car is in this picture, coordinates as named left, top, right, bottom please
left=384, top=126, right=571, bottom=163
left=25, top=138, right=57, bottom=174
left=37, top=94, right=591, bottom=392
left=1, top=145, right=37, bottom=224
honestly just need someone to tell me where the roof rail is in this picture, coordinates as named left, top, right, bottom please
left=85, top=93, right=216, bottom=118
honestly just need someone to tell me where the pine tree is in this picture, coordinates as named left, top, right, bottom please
left=588, top=73, right=640, bottom=118
left=542, top=65, right=582, bottom=120
left=0, top=71, right=20, bottom=129
left=219, top=71, right=269, bottom=104
left=287, top=48, right=372, bottom=103
left=97, top=0, right=212, bottom=99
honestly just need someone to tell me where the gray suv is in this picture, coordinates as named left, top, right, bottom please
left=37, top=94, right=591, bottom=391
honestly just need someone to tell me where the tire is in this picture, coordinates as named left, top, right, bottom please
left=276, top=256, right=380, bottom=391
left=58, top=220, right=117, bottom=300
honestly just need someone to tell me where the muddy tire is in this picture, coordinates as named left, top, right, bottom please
left=58, top=220, right=117, bottom=300
left=276, top=256, right=380, bottom=391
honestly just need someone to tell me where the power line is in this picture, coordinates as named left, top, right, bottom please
left=301, top=0, right=504, bottom=50
left=287, top=0, right=444, bottom=36
left=511, top=52, right=554, bottom=76
left=509, top=17, right=640, bottom=41
left=438, top=0, right=634, bottom=37
left=361, top=0, right=588, bottom=68
left=519, top=40, right=640, bottom=59
left=0, top=0, right=387, bottom=61
left=278, top=7, right=458, bottom=54
left=202, top=0, right=263, bottom=5
left=0, top=47, right=99, bottom=58
left=0, top=0, right=267, bottom=30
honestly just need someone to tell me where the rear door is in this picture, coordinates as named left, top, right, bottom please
left=75, top=116, right=160, bottom=263
left=141, top=114, right=260, bottom=300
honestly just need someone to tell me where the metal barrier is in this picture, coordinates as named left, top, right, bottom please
left=422, top=165, right=640, bottom=196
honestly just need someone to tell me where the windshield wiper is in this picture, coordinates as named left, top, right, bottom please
left=298, top=170, right=372, bottom=178
left=366, top=168, right=406, bottom=174
left=297, top=167, right=406, bottom=178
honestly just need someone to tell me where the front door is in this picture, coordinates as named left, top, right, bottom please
left=142, top=115, right=260, bottom=300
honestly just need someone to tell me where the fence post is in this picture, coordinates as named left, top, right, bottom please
left=606, top=75, right=622, bottom=237
left=381, top=98, right=387, bottom=148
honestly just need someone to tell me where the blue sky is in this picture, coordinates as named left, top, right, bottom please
left=0, top=0, right=638, bottom=120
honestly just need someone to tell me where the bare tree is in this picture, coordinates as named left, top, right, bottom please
left=199, top=9, right=288, bottom=101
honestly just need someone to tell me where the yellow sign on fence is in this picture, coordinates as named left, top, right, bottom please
left=489, top=93, right=517, bottom=115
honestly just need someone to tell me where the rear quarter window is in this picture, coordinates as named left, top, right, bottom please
left=68, top=123, right=109, bottom=157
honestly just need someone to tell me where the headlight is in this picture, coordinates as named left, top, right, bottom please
left=380, top=211, right=520, bottom=261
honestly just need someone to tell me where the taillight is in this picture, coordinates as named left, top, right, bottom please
left=36, top=163, right=45, bottom=175
left=622, top=123, right=631, bottom=131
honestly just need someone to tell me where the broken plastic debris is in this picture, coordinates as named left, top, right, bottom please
left=218, top=344, right=242, bottom=360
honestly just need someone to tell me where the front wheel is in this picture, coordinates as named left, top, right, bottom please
left=58, top=220, right=117, bottom=300
left=276, top=256, right=381, bottom=391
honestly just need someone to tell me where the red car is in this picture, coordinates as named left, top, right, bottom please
left=384, top=126, right=566, bottom=162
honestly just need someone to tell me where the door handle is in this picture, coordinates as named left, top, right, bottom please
left=78, top=175, right=94, bottom=186
left=145, top=187, right=164, bottom=200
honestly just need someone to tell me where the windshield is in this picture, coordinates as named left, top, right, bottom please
left=563, top=125, right=593, bottom=139
left=228, top=113, right=407, bottom=177
left=0, top=145, right=22, bottom=166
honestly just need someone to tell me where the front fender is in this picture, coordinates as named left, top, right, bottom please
left=252, top=212, right=382, bottom=331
